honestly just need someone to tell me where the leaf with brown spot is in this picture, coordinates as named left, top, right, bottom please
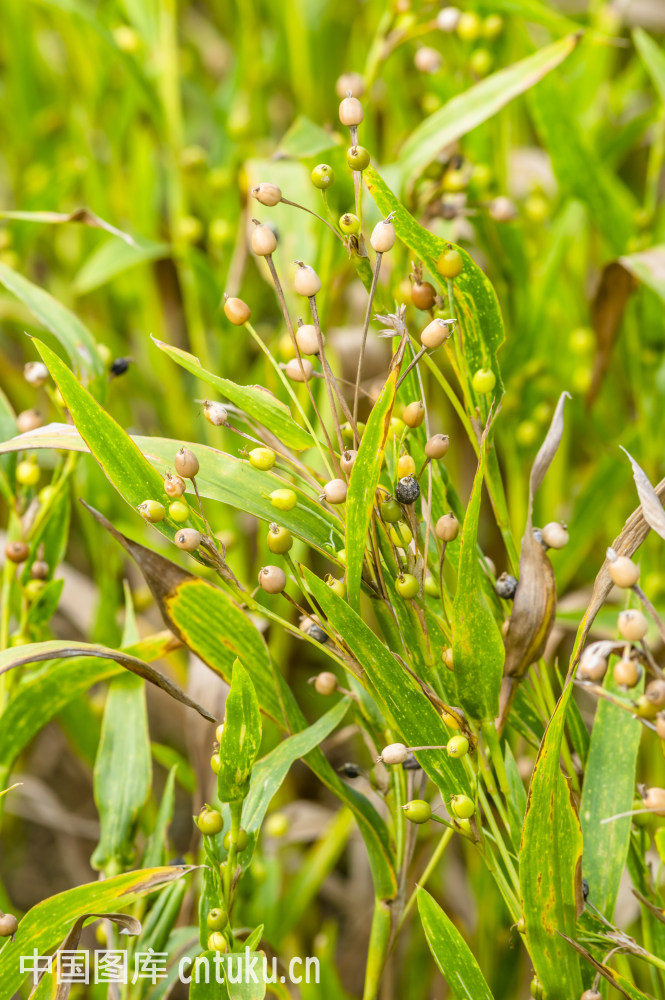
left=587, top=262, right=635, bottom=407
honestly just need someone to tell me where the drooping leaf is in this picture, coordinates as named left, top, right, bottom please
left=0, top=207, right=138, bottom=245
left=588, top=262, right=635, bottom=405
left=0, top=867, right=193, bottom=997
left=520, top=684, right=584, bottom=999
left=0, top=640, right=215, bottom=721
left=153, top=339, right=314, bottom=452
left=29, top=912, right=141, bottom=1000
left=399, top=34, right=581, bottom=183
left=364, top=166, right=505, bottom=394
left=345, top=369, right=396, bottom=610
left=559, top=936, right=653, bottom=1000
left=304, top=569, right=472, bottom=798
left=0, top=265, right=104, bottom=383
left=217, top=660, right=262, bottom=803
left=418, top=888, right=495, bottom=1000
left=0, top=632, right=177, bottom=793
left=580, top=670, right=643, bottom=919
left=452, top=442, right=504, bottom=720
left=82, top=502, right=284, bottom=725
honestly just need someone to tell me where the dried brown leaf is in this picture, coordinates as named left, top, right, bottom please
left=528, top=391, right=571, bottom=517
left=578, top=476, right=665, bottom=650
left=620, top=447, right=665, bottom=541
left=632, top=889, right=665, bottom=926
left=558, top=934, right=638, bottom=1000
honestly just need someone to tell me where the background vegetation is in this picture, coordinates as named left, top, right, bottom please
left=2, top=0, right=665, bottom=998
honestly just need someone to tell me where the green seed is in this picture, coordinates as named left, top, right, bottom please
left=403, top=799, right=431, bottom=824
left=270, top=488, right=297, bottom=511
left=169, top=501, right=190, bottom=523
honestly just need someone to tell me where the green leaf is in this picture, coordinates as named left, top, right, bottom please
left=364, top=167, right=505, bottom=393
left=91, top=671, right=152, bottom=873
left=619, top=245, right=665, bottom=305
left=143, top=765, right=178, bottom=869
left=241, top=698, right=351, bottom=855
left=418, top=888, right=496, bottom=1000
left=217, top=660, right=262, bottom=802
left=74, top=236, right=170, bottom=294
left=476, top=0, right=580, bottom=32
left=520, top=684, right=584, bottom=999
left=153, top=339, right=314, bottom=452
left=528, top=71, right=635, bottom=253
left=633, top=28, right=665, bottom=105
left=0, top=867, right=192, bottom=997
left=399, top=34, right=581, bottom=183
left=0, top=425, right=342, bottom=558
left=278, top=114, right=338, bottom=158
left=303, top=570, right=471, bottom=799
left=580, top=670, right=643, bottom=918
left=452, top=446, right=504, bottom=720
left=0, top=263, right=104, bottom=383
left=33, top=340, right=194, bottom=546
left=346, top=369, right=396, bottom=609
left=0, top=633, right=175, bottom=792
left=0, top=639, right=215, bottom=723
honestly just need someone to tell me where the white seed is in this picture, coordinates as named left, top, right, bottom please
left=24, top=361, right=49, bottom=387
left=437, top=6, right=461, bottom=31
left=339, top=96, right=364, bottom=126
left=414, top=46, right=442, bottom=74
left=175, top=528, right=202, bottom=551
left=380, top=742, right=408, bottom=765
left=489, top=197, right=518, bottom=222
left=578, top=649, right=608, bottom=682
left=17, top=409, right=43, bottom=433
left=323, top=479, right=348, bottom=505
left=618, top=609, right=648, bottom=642
left=335, top=72, right=364, bottom=99
left=295, top=323, right=323, bottom=356
left=541, top=522, right=569, bottom=549
left=258, top=565, right=287, bottom=594
left=421, top=318, right=453, bottom=349
left=370, top=219, right=396, bottom=254
left=314, top=671, right=338, bottom=695
left=285, top=358, right=313, bottom=382
left=251, top=224, right=277, bottom=256
left=251, top=182, right=282, bottom=207
left=608, top=554, right=639, bottom=589
left=204, top=401, right=228, bottom=426
left=294, top=264, right=321, bottom=297
left=340, top=450, right=357, bottom=474
left=435, top=513, right=459, bottom=541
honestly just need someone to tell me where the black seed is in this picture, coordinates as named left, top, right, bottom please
left=582, top=877, right=589, bottom=901
left=402, top=752, right=422, bottom=771
left=338, top=763, right=362, bottom=778
left=110, top=357, right=131, bottom=376
left=395, top=475, right=420, bottom=505
left=307, top=623, right=328, bottom=644
left=495, top=572, right=518, bottom=600
left=533, top=527, right=545, bottom=548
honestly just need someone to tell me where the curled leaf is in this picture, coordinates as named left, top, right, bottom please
left=620, top=447, right=665, bottom=541
left=500, top=393, right=570, bottom=724
left=0, top=640, right=215, bottom=725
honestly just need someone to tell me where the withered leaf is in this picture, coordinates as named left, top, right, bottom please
left=620, top=447, right=665, bottom=541
left=632, top=888, right=665, bottom=926
left=0, top=207, right=138, bottom=247
left=558, top=934, right=638, bottom=1000
left=500, top=394, right=569, bottom=725
left=578, top=472, right=665, bottom=652
left=587, top=261, right=635, bottom=407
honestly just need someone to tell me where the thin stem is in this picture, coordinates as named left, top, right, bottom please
left=280, top=196, right=344, bottom=243
left=353, top=251, right=382, bottom=427
left=396, top=346, right=428, bottom=391
left=633, top=583, right=665, bottom=654
left=308, top=296, right=349, bottom=452
left=264, top=255, right=338, bottom=476
left=398, top=827, right=455, bottom=930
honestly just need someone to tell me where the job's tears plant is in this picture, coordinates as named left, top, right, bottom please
left=1, top=49, right=665, bottom=1000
